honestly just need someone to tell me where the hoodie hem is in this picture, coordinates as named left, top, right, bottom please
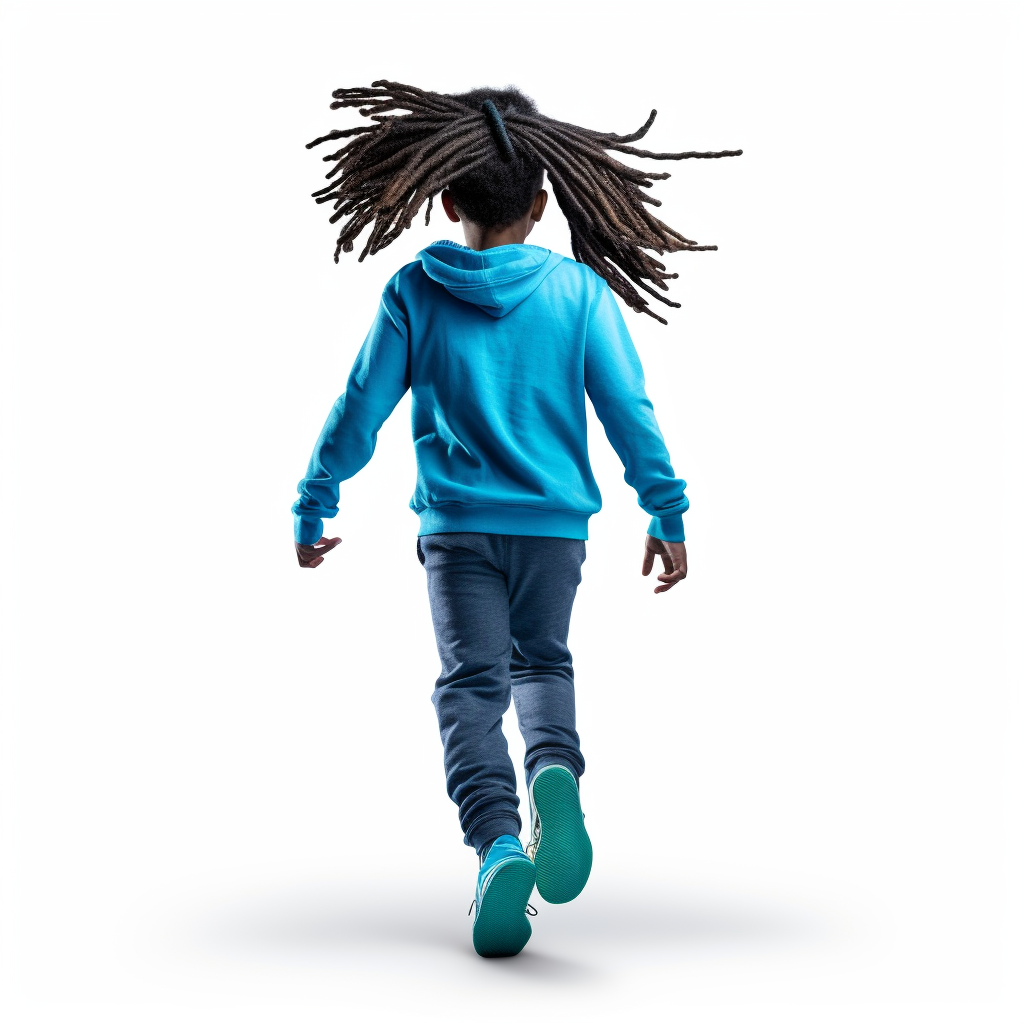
left=416, top=504, right=590, bottom=540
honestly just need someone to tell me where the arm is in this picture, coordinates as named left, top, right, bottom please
left=583, top=279, right=689, bottom=543
left=292, top=281, right=411, bottom=553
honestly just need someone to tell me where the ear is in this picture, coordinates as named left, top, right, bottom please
left=531, top=188, right=548, bottom=223
left=440, top=189, right=461, bottom=223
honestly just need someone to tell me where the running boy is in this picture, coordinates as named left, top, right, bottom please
left=292, top=82, right=740, bottom=958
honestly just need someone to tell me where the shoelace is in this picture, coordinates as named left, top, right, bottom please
left=467, top=899, right=538, bottom=917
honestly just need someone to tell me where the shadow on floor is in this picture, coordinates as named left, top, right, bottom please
left=201, top=878, right=825, bottom=978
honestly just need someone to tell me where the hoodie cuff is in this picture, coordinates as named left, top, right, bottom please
left=648, top=514, right=685, bottom=543
left=294, top=515, right=324, bottom=546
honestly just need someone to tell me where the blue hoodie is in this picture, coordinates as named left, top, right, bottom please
left=292, top=240, right=688, bottom=545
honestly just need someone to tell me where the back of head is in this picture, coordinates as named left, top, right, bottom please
left=444, top=86, right=545, bottom=229
left=306, top=80, right=742, bottom=324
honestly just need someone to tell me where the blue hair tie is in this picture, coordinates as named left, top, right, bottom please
left=481, top=99, right=515, bottom=162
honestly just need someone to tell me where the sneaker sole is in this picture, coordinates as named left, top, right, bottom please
left=472, top=858, right=537, bottom=958
left=531, top=767, right=593, bottom=904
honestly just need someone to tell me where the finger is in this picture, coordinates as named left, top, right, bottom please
left=657, top=568, right=687, bottom=583
left=296, top=536, right=341, bottom=567
left=660, top=552, right=675, bottom=575
left=298, top=536, right=340, bottom=551
left=296, top=547, right=323, bottom=567
left=654, top=572, right=686, bottom=592
left=642, top=545, right=655, bottom=576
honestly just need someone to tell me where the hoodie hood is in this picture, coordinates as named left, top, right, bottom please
left=417, top=240, right=565, bottom=317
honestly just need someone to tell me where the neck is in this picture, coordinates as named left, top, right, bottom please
left=461, top=219, right=531, bottom=251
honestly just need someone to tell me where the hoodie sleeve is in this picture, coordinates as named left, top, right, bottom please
left=583, top=278, right=689, bottom=542
left=291, top=278, right=411, bottom=545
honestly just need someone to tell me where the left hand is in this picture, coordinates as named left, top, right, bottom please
left=641, top=534, right=687, bottom=594
left=295, top=536, right=342, bottom=568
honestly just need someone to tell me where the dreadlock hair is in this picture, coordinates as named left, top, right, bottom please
left=306, top=80, right=741, bottom=324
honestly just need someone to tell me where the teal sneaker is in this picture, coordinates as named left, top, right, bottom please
left=469, top=834, right=538, bottom=958
left=526, top=765, right=593, bottom=904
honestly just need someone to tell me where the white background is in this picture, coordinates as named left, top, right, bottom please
left=1, top=2, right=1021, bottom=1021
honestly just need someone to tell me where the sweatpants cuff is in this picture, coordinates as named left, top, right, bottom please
left=467, top=815, right=522, bottom=857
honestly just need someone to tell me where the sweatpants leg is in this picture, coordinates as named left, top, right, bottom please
left=418, top=534, right=521, bottom=854
left=506, top=536, right=587, bottom=785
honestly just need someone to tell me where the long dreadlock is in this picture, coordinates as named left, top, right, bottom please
left=307, top=80, right=741, bottom=324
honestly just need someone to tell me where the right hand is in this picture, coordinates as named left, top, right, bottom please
left=642, top=534, right=687, bottom=594
left=295, top=536, right=342, bottom=568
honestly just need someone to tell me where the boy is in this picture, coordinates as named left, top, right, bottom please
left=293, top=82, right=738, bottom=957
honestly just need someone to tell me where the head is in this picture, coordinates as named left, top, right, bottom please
left=440, top=185, right=547, bottom=250
left=307, top=80, right=742, bottom=323
left=439, top=86, right=548, bottom=249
